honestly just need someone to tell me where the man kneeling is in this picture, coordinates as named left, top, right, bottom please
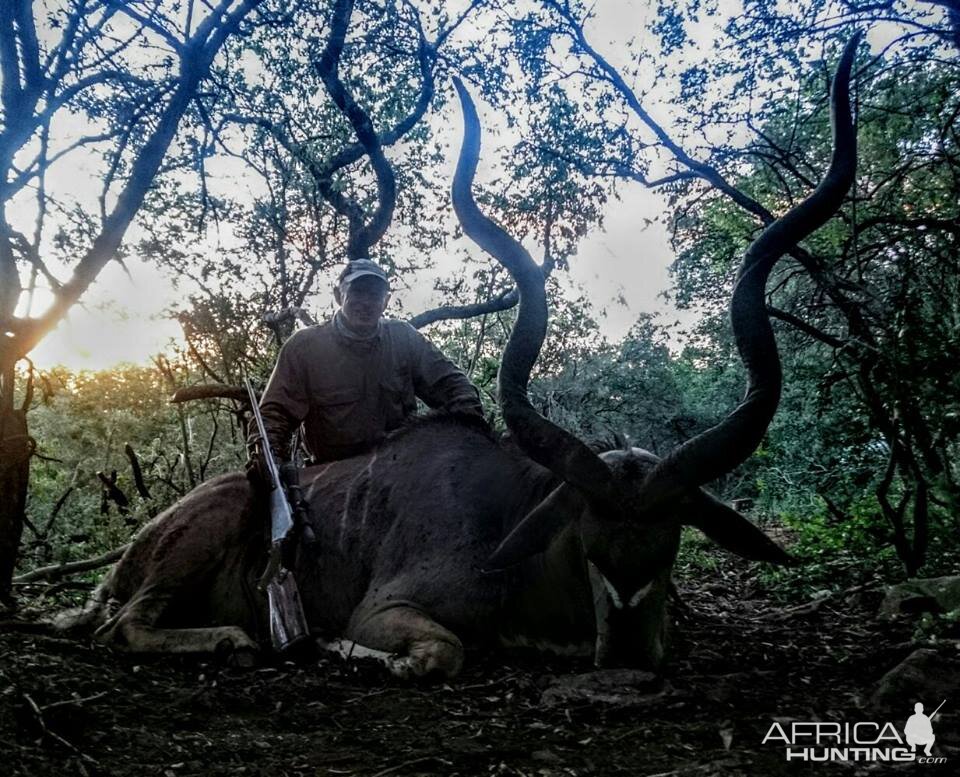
left=904, top=703, right=936, bottom=757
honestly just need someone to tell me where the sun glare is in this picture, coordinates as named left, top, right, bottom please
left=28, top=260, right=183, bottom=373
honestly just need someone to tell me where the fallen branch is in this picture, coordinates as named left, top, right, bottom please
left=170, top=383, right=248, bottom=404
left=42, top=691, right=110, bottom=711
left=755, top=583, right=876, bottom=622
left=13, top=545, right=128, bottom=584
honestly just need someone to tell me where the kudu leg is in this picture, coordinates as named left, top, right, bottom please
left=83, top=474, right=263, bottom=660
left=94, top=587, right=259, bottom=659
left=336, top=600, right=464, bottom=678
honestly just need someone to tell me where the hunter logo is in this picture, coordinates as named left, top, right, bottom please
left=904, top=701, right=942, bottom=756
left=762, top=701, right=947, bottom=764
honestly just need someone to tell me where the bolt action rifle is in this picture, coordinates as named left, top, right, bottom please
left=245, top=378, right=311, bottom=655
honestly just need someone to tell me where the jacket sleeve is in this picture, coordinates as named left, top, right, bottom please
left=250, top=335, right=311, bottom=461
left=409, top=326, right=484, bottom=418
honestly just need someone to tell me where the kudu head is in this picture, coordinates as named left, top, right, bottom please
left=451, top=35, right=859, bottom=668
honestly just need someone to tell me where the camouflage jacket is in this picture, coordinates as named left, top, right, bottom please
left=257, top=316, right=483, bottom=464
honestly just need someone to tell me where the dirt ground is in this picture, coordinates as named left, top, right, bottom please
left=1, top=560, right=957, bottom=777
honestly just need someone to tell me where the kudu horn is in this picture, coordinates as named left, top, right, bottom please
left=451, top=77, right=618, bottom=507
left=636, top=34, right=861, bottom=511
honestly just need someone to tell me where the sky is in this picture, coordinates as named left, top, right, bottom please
left=16, top=0, right=920, bottom=372
left=25, top=0, right=693, bottom=372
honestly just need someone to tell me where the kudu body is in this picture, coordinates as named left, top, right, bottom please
left=56, top=39, right=859, bottom=677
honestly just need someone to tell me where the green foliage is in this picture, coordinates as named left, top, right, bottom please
left=912, top=607, right=960, bottom=646
left=673, top=529, right=724, bottom=581
left=664, top=47, right=960, bottom=576
left=20, top=363, right=246, bottom=574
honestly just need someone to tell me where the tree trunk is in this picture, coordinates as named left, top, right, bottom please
left=0, top=403, right=30, bottom=606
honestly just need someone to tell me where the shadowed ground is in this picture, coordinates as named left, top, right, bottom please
left=2, top=554, right=956, bottom=777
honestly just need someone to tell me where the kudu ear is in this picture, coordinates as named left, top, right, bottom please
left=484, top=484, right=584, bottom=571
left=685, top=491, right=793, bottom=566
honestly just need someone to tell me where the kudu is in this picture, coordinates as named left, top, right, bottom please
left=56, top=38, right=858, bottom=676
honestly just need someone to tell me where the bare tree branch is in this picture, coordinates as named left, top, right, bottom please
left=312, top=0, right=396, bottom=259
left=410, top=288, right=519, bottom=329
left=766, top=305, right=845, bottom=349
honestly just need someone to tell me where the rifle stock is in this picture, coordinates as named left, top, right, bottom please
left=267, top=570, right=309, bottom=652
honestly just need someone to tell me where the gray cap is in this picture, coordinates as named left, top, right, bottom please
left=338, top=259, right=389, bottom=288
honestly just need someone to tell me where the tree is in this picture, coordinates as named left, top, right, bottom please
left=727, top=1, right=960, bottom=58
left=137, top=0, right=493, bottom=376
left=492, top=0, right=959, bottom=573
left=673, top=60, right=959, bottom=574
left=0, top=0, right=268, bottom=605
left=138, top=0, right=621, bottom=431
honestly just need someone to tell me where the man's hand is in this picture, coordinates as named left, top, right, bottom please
left=245, top=453, right=265, bottom=490
left=245, top=445, right=271, bottom=491
left=450, top=407, right=493, bottom=435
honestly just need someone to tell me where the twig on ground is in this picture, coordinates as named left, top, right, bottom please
left=22, top=693, right=99, bottom=765
left=370, top=756, right=452, bottom=777
left=754, top=583, right=876, bottom=621
left=13, top=545, right=128, bottom=583
left=455, top=673, right=519, bottom=692
left=41, top=691, right=110, bottom=711
left=344, top=687, right=400, bottom=705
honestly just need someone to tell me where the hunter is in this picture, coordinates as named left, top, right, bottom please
left=251, top=259, right=484, bottom=472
